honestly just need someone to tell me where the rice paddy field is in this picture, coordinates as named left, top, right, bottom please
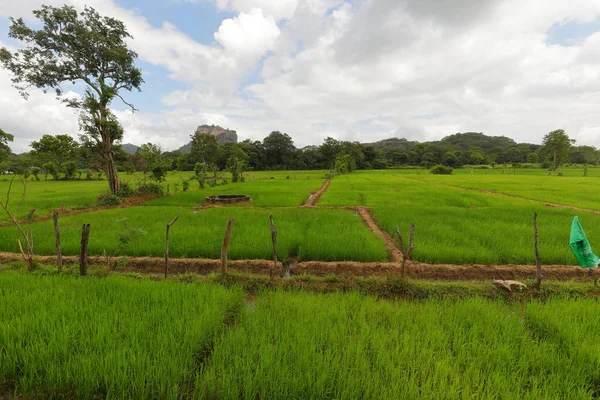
left=319, top=170, right=600, bottom=265
left=3, top=272, right=600, bottom=399
left=0, top=167, right=599, bottom=265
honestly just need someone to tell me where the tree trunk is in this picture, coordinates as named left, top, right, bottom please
left=104, top=151, right=120, bottom=195
left=99, top=104, right=121, bottom=195
left=553, top=149, right=558, bottom=171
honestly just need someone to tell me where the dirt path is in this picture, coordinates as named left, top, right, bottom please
left=352, top=206, right=403, bottom=263
left=0, top=252, right=592, bottom=281
left=302, top=179, right=331, bottom=206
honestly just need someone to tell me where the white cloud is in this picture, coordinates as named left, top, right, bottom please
left=215, top=8, right=280, bottom=60
left=3, top=0, right=600, bottom=153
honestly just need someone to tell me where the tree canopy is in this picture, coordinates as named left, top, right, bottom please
left=0, top=5, right=143, bottom=193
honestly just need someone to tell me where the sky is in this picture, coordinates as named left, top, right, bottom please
left=1, top=0, right=600, bottom=154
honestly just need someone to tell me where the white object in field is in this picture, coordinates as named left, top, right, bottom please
left=493, top=280, right=527, bottom=292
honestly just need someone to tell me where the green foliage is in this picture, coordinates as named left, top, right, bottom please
left=30, top=134, right=78, bottom=169
left=135, top=142, right=162, bottom=173
left=135, top=183, right=163, bottom=196
left=0, top=5, right=143, bottom=194
left=149, top=162, right=167, bottom=183
left=42, top=162, right=59, bottom=180
left=190, top=133, right=220, bottom=166
left=0, top=128, right=14, bottom=162
left=96, top=193, right=122, bottom=206
left=30, top=166, right=41, bottom=181
left=263, top=131, right=296, bottom=169
left=430, top=165, right=453, bottom=174
left=441, top=151, right=458, bottom=167
left=333, top=154, right=352, bottom=175
left=115, top=182, right=133, bottom=198
left=527, top=153, right=538, bottom=163
left=63, top=161, right=77, bottom=179
left=542, top=129, right=575, bottom=171
left=226, top=147, right=249, bottom=183
left=182, top=179, right=190, bottom=192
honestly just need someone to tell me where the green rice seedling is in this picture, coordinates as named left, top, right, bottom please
left=0, top=206, right=388, bottom=262
left=198, top=291, right=598, bottom=399
left=145, top=176, right=326, bottom=208
left=0, top=272, right=244, bottom=399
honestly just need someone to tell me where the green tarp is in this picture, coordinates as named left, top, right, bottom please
left=570, top=216, right=599, bottom=268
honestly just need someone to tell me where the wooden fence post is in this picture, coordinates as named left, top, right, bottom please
left=533, top=212, right=542, bottom=289
left=164, top=216, right=179, bottom=279
left=53, top=211, right=62, bottom=271
left=80, top=224, right=90, bottom=276
left=269, top=215, right=277, bottom=278
left=221, top=217, right=234, bottom=274
left=396, top=223, right=415, bottom=278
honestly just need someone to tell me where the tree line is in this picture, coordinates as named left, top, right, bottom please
left=0, top=128, right=596, bottom=182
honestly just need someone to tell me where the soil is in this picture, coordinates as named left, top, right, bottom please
left=351, top=206, right=403, bottom=263
left=302, top=179, right=331, bottom=206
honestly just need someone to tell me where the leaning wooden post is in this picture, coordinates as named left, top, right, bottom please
left=221, top=217, right=235, bottom=274
left=80, top=224, right=90, bottom=276
left=396, top=223, right=415, bottom=279
left=53, top=211, right=62, bottom=271
left=164, top=216, right=179, bottom=279
left=269, top=215, right=278, bottom=278
left=533, top=212, right=542, bottom=289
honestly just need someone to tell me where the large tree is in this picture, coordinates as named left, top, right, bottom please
left=542, top=129, right=575, bottom=171
left=263, top=131, right=296, bottom=169
left=30, top=134, right=79, bottom=171
left=189, top=133, right=221, bottom=166
left=0, top=5, right=143, bottom=194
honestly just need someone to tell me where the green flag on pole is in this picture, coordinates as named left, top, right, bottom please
left=570, top=216, right=599, bottom=268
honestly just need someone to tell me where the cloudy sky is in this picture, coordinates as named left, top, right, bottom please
left=1, top=0, right=600, bottom=153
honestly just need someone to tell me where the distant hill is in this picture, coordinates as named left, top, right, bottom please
left=121, top=143, right=139, bottom=154
left=362, top=138, right=418, bottom=153
left=177, top=142, right=192, bottom=154
left=438, top=132, right=517, bottom=151
left=176, top=125, right=238, bottom=154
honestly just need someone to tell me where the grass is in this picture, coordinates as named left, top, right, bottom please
left=416, top=173, right=600, bottom=211
left=146, top=175, right=325, bottom=207
left=319, top=170, right=600, bottom=265
left=0, top=206, right=388, bottom=262
left=199, top=291, right=600, bottom=399
left=0, top=170, right=328, bottom=221
left=4, top=272, right=600, bottom=399
left=0, top=271, right=244, bottom=399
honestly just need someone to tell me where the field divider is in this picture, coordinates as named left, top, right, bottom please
left=0, top=251, right=591, bottom=280
left=404, top=177, right=600, bottom=215
left=302, top=179, right=331, bottom=207
left=351, top=206, right=404, bottom=263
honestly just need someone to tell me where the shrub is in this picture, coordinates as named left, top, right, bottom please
left=115, top=183, right=133, bottom=198
left=97, top=193, right=122, bottom=206
left=182, top=180, right=190, bottom=192
left=430, top=165, right=453, bottom=175
left=135, top=183, right=163, bottom=196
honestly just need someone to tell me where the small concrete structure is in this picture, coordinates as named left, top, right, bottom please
left=205, top=194, right=250, bottom=204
